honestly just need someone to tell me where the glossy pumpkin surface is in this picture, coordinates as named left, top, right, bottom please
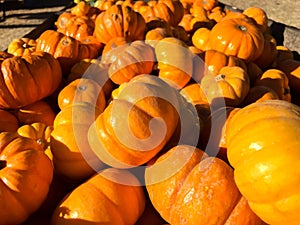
left=226, top=100, right=300, bottom=225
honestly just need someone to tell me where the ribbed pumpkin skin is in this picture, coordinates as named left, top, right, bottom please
left=51, top=168, right=146, bottom=225
left=88, top=74, right=180, bottom=168
left=0, top=132, right=53, bottom=225
left=226, top=100, right=300, bottom=225
left=145, top=145, right=265, bottom=225
left=0, top=51, right=62, bottom=109
left=93, top=4, right=146, bottom=44
left=209, top=18, right=264, bottom=62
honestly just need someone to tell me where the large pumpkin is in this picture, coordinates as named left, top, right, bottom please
left=0, top=132, right=53, bottom=225
left=145, top=144, right=265, bottom=225
left=50, top=102, right=105, bottom=180
left=209, top=17, right=264, bottom=62
left=226, top=99, right=300, bottom=225
left=51, top=167, right=146, bottom=225
left=0, top=51, right=62, bottom=109
left=88, top=74, right=181, bottom=168
left=93, top=4, right=146, bottom=44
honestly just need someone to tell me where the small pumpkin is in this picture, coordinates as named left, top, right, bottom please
left=277, top=59, right=300, bottom=95
left=240, top=85, right=279, bottom=106
left=242, top=6, right=268, bottom=33
left=7, top=37, right=37, bottom=56
left=93, top=4, right=146, bottom=44
left=254, top=69, right=291, bottom=102
left=108, top=40, right=156, bottom=85
left=155, top=37, right=194, bottom=89
left=17, top=122, right=54, bottom=160
left=88, top=74, right=180, bottom=168
left=209, top=17, right=265, bottom=62
left=15, top=100, right=56, bottom=126
left=254, top=33, right=277, bottom=69
left=36, top=30, right=103, bottom=75
left=0, top=132, right=53, bottom=225
left=50, top=102, right=105, bottom=180
left=0, top=51, right=62, bottom=109
left=55, top=12, right=95, bottom=40
left=145, top=144, right=265, bottom=225
left=57, top=78, right=106, bottom=112
left=226, top=100, right=300, bottom=225
left=51, top=167, right=146, bottom=225
left=191, top=27, right=211, bottom=52
left=200, top=66, right=250, bottom=107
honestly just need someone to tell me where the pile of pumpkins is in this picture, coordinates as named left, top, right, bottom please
left=1, top=0, right=300, bottom=224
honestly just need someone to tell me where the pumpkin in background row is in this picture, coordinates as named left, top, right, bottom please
left=51, top=167, right=146, bottom=225
left=88, top=74, right=180, bottom=168
left=93, top=4, right=146, bottom=44
left=0, top=51, right=62, bottom=109
left=145, top=145, right=265, bottom=225
left=50, top=102, right=105, bottom=180
left=0, top=109, right=19, bottom=132
left=0, top=132, right=53, bottom=225
left=36, top=30, right=103, bottom=75
left=226, top=100, right=300, bottom=225
left=209, top=17, right=265, bottom=62
left=7, top=37, right=37, bottom=56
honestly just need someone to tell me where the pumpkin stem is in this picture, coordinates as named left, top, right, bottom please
left=78, top=85, right=87, bottom=91
left=0, top=160, right=7, bottom=170
left=237, top=25, right=247, bottom=31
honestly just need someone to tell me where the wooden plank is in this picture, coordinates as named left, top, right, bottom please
left=219, top=0, right=300, bottom=29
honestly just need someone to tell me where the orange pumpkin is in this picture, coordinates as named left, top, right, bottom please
left=138, top=0, right=184, bottom=27
left=93, top=4, right=146, bottom=44
left=145, top=27, right=173, bottom=47
left=36, top=30, right=103, bottom=75
left=67, top=58, right=115, bottom=100
left=0, top=132, right=53, bottom=225
left=55, top=12, right=95, bottom=40
left=242, top=6, right=268, bottom=33
left=193, top=0, right=218, bottom=11
left=7, top=37, right=36, bottom=56
left=226, top=100, right=300, bottom=225
left=255, top=69, right=291, bottom=102
left=15, top=100, right=56, bottom=126
left=50, top=103, right=104, bottom=180
left=0, top=109, right=19, bottom=132
left=209, top=17, right=265, bottom=62
left=277, top=59, right=300, bottom=94
left=179, top=82, right=207, bottom=105
left=88, top=74, right=180, bottom=168
left=108, top=40, right=156, bottom=85
left=145, top=144, right=265, bottom=225
left=0, top=51, right=62, bottom=109
left=155, top=37, right=194, bottom=89
left=254, top=33, right=277, bottom=69
left=70, top=1, right=100, bottom=19
left=191, top=27, right=211, bottom=52
left=57, top=78, right=106, bottom=111
left=51, top=167, right=146, bottom=225
left=200, top=66, right=250, bottom=107
left=17, top=122, right=54, bottom=160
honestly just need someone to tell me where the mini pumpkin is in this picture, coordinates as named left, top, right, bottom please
left=36, top=30, right=103, bottom=75
left=0, top=132, right=53, bottom=225
left=226, top=100, right=300, bottom=225
left=51, top=167, right=146, bottom=225
left=242, top=6, right=268, bottom=33
left=57, top=78, right=106, bottom=112
left=7, top=37, right=36, bottom=56
left=0, top=51, right=62, bottom=109
left=88, top=74, right=180, bottom=168
left=93, top=4, right=146, bottom=44
left=200, top=66, right=250, bottom=107
left=108, top=40, right=156, bottom=85
left=209, top=17, right=265, bottom=62
left=155, top=37, right=194, bottom=89
left=50, top=102, right=105, bottom=180
left=145, top=144, right=265, bottom=225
